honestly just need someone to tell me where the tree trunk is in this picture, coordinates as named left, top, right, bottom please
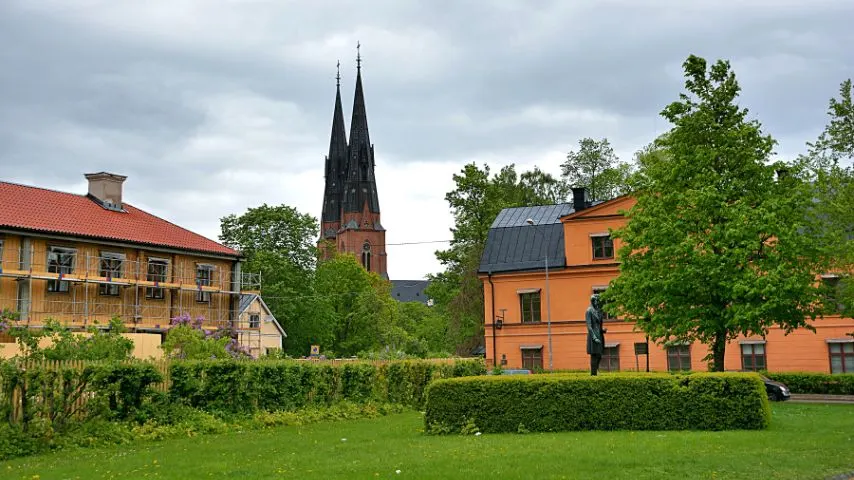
left=711, top=333, right=727, bottom=372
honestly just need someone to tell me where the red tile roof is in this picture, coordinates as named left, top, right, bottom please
left=0, top=181, right=239, bottom=257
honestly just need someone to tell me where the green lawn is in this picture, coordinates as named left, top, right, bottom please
left=3, top=403, right=853, bottom=479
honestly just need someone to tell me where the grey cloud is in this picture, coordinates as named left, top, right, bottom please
left=2, top=1, right=853, bottom=278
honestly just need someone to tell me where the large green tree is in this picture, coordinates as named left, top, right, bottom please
left=428, top=163, right=565, bottom=354
left=809, top=79, right=854, bottom=165
left=561, top=137, right=633, bottom=201
left=219, top=204, right=320, bottom=356
left=314, top=253, right=419, bottom=357
left=605, top=55, right=829, bottom=371
left=220, top=204, right=318, bottom=270
left=802, top=79, right=854, bottom=316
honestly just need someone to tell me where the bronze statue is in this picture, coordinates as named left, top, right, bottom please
left=586, top=294, right=606, bottom=375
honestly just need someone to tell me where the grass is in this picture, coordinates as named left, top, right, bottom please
left=2, top=403, right=853, bottom=479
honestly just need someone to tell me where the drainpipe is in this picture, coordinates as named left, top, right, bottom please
left=488, top=271, right=497, bottom=369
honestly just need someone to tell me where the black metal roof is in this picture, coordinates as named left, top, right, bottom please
left=479, top=204, right=574, bottom=274
left=390, top=279, right=431, bottom=304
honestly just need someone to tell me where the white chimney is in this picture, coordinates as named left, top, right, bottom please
left=84, top=172, right=127, bottom=210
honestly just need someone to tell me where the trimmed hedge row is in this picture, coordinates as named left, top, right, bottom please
left=764, top=372, right=854, bottom=395
left=424, top=373, right=770, bottom=433
left=0, top=361, right=163, bottom=429
left=169, top=359, right=486, bottom=413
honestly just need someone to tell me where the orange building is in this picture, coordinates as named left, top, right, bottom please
left=480, top=189, right=854, bottom=374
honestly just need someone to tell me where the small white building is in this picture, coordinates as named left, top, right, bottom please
left=237, top=294, right=286, bottom=357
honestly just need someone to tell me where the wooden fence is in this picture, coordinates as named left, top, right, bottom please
left=11, top=358, right=173, bottom=391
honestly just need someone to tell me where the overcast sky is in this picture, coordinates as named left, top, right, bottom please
left=1, top=1, right=852, bottom=280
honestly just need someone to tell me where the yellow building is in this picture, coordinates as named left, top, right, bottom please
left=0, top=172, right=279, bottom=357
left=237, top=294, right=286, bottom=357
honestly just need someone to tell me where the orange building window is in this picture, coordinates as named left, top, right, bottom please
left=741, top=343, right=767, bottom=371
left=829, top=342, right=854, bottom=373
left=667, top=345, right=691, bottom=371
left=592, top=235, right=614, bottom=260
left=521, top=347, right=543, bottom=371
left=823, top=277, right=846, bottom=313
left=520, top=292, right=541, bottom=323
left=602, top=346, right=620, bottom=372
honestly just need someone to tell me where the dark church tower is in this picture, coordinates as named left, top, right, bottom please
left=320, top=63, right=348, bottom=242
left=319, top=47, right=387, bottom=278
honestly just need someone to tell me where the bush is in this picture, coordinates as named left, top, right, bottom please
left=764, top=372, right=854, bottom=395
left=169, top=359, right=486, bottom=413
left=88, top=362, right=164, bottom=420
left=424, top=372, right=770, bottom=434
left=0, top=361, right=163, bottom=432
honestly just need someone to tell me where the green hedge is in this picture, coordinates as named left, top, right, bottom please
left=0, top=361, right=163, bottom=430
left=424, top=373, right=770, bottom=434
left=169, top=359, right=486, bottom=413
left=764, top=372, right=854, bottom=395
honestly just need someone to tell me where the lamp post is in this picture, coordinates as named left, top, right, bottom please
left=525, top=218, right=553, bottom=371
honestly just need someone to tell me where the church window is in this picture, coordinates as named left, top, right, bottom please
left=361, top=241, right=371, bottom=272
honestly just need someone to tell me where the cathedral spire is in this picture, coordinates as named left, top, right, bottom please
left=321, top=63, right=348, bottom=227
left=344, top=43, right=380, bottom=214
left=323, top=45, right=387, bottom=278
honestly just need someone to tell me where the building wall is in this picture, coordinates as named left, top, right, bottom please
left=0, top=232, right=239, bottom=330
left=485, top=314, right=853, bottom=373
left=336, top=225, right=387, bottom=276
left=483, top=196, right=854, bottom=373
left=563, top=196, right=635, bottom=267
left=236, top=297, right=284, bottom=357
left=0, top=332, right=162, bottom=359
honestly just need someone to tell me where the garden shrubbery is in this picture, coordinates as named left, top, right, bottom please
left=169, top=358, right=486, bottom=413
left=764, top=372, right=854, bottom=395
left=424, top=372, right=770, bottom=434
left=0, top=358, right=485, bottom=460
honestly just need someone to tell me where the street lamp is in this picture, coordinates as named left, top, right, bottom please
left=525, top=218, right=553, bottom=371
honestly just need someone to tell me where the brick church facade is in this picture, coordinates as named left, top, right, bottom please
left=319, top=51, right=387, bottom=278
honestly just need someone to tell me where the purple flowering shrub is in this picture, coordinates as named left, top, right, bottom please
left=169, top=313, right=205, bottom=330
left=0, top=308, right=20, bottom=333
left=161, top=313, right=254, bottom=360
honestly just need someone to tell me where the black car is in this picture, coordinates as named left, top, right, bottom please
left=760, top=375, right=791, bottom=402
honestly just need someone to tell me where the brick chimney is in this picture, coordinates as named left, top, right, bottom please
left=85, top=172, right=127, bottom=211
left=572, top=187, right=589, bottom=212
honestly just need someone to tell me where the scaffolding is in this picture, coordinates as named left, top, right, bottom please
left=0, top=248, right=262, bottom=335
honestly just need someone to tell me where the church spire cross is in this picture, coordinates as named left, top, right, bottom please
left=336, top=60, right=341, bottom=87
left=356, top=41, right=361, bottom=70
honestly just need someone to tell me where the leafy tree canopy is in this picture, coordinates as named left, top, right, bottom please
left=220, top=204, right=318, bottom=271
left=429, top=162, right=567, bottom=354
left=800, top=79, right=854, bottom=318
left=561, top=137, right=633, bottom=201
left=219, top=204, right=320, bottom=357
left=605, top=55, right=831, bottom=371
left=2, top=316, right=134, bottom=361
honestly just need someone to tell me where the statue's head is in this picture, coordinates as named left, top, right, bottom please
left=590, top=294, right=600, bottom=308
